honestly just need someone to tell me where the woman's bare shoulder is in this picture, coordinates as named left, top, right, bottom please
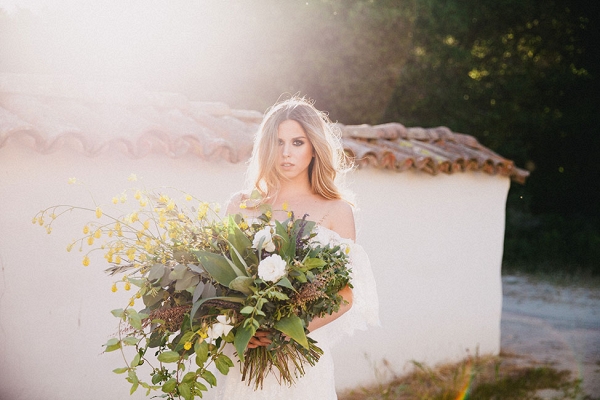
left=325, top=199, right=356, bottom=241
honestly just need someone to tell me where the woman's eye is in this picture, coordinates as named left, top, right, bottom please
left=278, top=139, right=284, bottom=146
left=293, top=140, right=304, bottom=146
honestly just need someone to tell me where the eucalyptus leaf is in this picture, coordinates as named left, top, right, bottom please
left=162, top=378, right=177, bottom=393
left=228, top=276, right=254, bottom=295
left=192, top=250, right=237, bottom=286
left=192, top=282, right=205, bottom=303
left=148, top=263, right=166, bottom=282
left=169, top=263, right=188, bottom=280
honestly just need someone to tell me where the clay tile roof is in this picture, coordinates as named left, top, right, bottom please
left=0, top=73, right=528, bottom=183
left=338, top=123, right=529, bottom=183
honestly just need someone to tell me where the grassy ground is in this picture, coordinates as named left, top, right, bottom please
left=337, top=353, right=596, bottom=400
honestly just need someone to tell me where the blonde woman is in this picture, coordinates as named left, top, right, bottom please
left=214, top=97, right=379, bottom=399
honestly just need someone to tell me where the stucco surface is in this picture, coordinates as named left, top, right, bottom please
left=0, top=143, right=508, bottom=398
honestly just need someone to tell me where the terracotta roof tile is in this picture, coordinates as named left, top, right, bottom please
left=0, top=73, right=528, bottom=182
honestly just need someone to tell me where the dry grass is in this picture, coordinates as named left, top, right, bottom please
left=338, top=353, right=592, bottom=400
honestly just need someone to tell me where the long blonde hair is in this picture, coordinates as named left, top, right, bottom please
left=245, top=97, right=352, bottom=202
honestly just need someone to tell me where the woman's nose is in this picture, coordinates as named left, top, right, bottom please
left=282, top=144, right=290, bottom=157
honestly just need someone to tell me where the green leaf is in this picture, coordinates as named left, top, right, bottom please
left=122, top=336, right=140, bottom=346
left=128, top=370, right=139, bottom=394
left=304, top=257, right=326, bottom=270
left=148, top=263, right=166, bottom=282
left=228, top=276, right=254, bottom=295
left=233, top=324, right=256, bottom=362
left=112, top=367, right=129, bottom=374
left=276, top=276, right=295, bottom=291
left=128, top=312, right=143, bottom=330
left=190, top=295, right=244, bottom=321
left=142, top=290, right=164, bottom=307
left=192, top=250, right=237, bottom=286
left=195, top=341, right=209, bottom=365
left=239, top=306, right=254, bottom=315
left=274, top=315, right=309, bottom=349
left=130, top=353, right=141, bottom=368
left=157, top=350, right=181, bottom=363
left=110, top=308, right=125, bottom=318
left=104, top=338, right=121, bottom=352
left=227, top=215, right=256, bottom=268
left=182, top=372, right=197, bottom=384
left=214, top=354, right=234, bottom=375
left=201, top=370, right=217, bottom=387
left=162, top=378, right=177, bottom=393
left=169, top=263, right=188, bottom=280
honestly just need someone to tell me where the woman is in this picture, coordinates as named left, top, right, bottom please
left=213, top=97, right=379, bottom=399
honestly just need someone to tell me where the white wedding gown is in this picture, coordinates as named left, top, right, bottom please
left=207, top=225, right=379, bottom=400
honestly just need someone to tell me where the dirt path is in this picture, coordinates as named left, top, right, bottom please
left=501, top=275, right=600, bottom=398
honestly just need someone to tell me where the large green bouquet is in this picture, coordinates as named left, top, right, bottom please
left=35, top=184, right=352, bottom=399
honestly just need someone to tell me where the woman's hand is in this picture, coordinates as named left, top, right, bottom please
left=247, top=330, right=272, bottom=349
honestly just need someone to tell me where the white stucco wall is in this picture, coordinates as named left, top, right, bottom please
left=0, top=142, right=509, bottom=399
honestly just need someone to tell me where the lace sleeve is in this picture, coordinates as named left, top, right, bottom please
left=336, top=242, right=380, bottom=335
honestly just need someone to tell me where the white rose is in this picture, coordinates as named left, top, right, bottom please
left=252, top=226, right=276, bottom=252
left=257, top=254, right=287, bottom=282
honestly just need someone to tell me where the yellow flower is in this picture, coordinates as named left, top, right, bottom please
left=112, top=196, right=119, bottom=204
left=129, top=298, right=135, bottom=307
left=178, top=212, right=185, bottom=221
left=126, top=248, right=136, bottom=261
left=83, top=225, right=90, bottom=234
left=32, top=217, right=37, bottom=224
left=239, top=221, right=248, bottom=230
left=159, top=194, right=169, bottom=203
left=124, top=282, right=131, bottom=291
left=185, top=194, right=192, bottom=201
left=239, top=202, right=247, bottom=209
left=197, top=330, right=208, bottom=339
left=184, top=341, right=192, bottom=351
left=128, top=173, right=137, bottom=181
left=139, top=198, right=148, bottom=207
left=82, top=256, right=90, bottom=266
left=287, top=211, right=293, bottom=218
left=166, top=200, right=175, bottom=211
left=87, top=236, right=94, bottom=245
left=66, top=243, right=74, bottom=252
left=94, top=229, right=102, bottom=239
left=38, top=217, right=44, bottom=226
left=68, top=177, right=77, bottom=184
left=143, top=220, right=150, bottom=230
left=111, top=283, right=117, bottom=292
left=135, top=291, right=141, bottom=298
left=115, top=255, right=122, bottom=265
left=282, top=201, right=289, bottom=211
left=134, top=190, right=142, bottom=200
left=120, top=194, right=127, bottom=203
left=95, top=207, right=102, bottom=219
left=46, top=226, right=52, bottom=234
left=265, top=210, right=272, bottom=219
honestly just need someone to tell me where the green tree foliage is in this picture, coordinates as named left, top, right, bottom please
left=382, top=0, right=599, bottom=273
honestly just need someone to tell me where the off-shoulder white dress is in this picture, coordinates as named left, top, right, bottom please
left=208, top=225, right=379, bottom=400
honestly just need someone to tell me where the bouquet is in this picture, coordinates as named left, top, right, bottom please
left=34, top=183, right=352, bottom=399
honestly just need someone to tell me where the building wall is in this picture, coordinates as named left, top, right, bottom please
left=0, top=143, right=509, bottom=398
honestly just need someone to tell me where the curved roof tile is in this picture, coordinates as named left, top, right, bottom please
left=0, top=73, right=528, bottom=183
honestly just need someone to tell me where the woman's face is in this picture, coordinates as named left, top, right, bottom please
left=277, top=119, right=314, bottom=182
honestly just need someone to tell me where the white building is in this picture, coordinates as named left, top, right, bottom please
left=0, top=73, right=528, bottom=399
